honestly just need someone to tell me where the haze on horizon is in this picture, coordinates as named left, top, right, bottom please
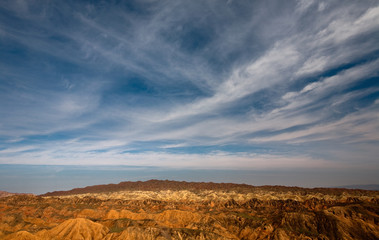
left=0, top=0, right=378, bottom=190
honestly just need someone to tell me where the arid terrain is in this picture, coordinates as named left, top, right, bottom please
left=0, top=180, right=378, bottom=239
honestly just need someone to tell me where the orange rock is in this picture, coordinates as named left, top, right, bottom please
left=2, top=230, right=42, bottom=240
left=40, top=218, right=109, bottom=240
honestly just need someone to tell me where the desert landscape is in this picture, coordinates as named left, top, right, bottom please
left=1, top=1, right=379, bottom=239
left=0, top=180, right=378, bottom=240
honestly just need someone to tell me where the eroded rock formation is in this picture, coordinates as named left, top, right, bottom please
left=0, top=180, right=378, bottom=239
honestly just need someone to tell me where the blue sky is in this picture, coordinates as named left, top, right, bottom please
left=0, top=0, right=379, bottom=186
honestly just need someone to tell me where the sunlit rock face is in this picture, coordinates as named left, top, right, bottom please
left=0, top=180, right=378, bottom=239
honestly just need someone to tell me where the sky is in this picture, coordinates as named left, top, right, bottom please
left=0, top=0, right=379, bottom=190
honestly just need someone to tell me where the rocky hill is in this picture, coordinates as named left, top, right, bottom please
left=0, top=192, right=14, bottom=198
left=0, top=180, right=378, bottom=239
left=0, top=191, right=30, bottom=198
left=42, top=179, right=374, bottom=197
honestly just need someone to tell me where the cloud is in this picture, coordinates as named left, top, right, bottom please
left=0, top=0, right=378, bottom=176
left=249, top=106, right=379, bottom=144
left=290, top=59, right=379, bottom=102
left=0, top=144, right=339, bottom=170
left=316, top=6, right=379, bottom=44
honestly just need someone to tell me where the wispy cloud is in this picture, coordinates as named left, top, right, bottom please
left=0, top=0, right=378, bottom=178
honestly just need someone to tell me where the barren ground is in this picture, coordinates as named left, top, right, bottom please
left=0, top=180, right=378, bottom=239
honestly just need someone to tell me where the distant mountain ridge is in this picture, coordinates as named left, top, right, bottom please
left=41, top=179, right=377, bottom=196
left=335, top=184, right=379, bottom=191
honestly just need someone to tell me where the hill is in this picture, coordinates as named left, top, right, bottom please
left=0, top=180, right=378, bottom=239
left=0, top=191, right=14, bottom=198
left=0, top=191, right=31, bottom=198
left=335, top=184, right=379, bottom=191
left=41, top=179, right=375, bottom=197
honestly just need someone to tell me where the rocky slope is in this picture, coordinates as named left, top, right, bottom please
left=0, top=180, right=378, bottom=239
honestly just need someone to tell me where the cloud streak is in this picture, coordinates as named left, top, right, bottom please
left=0, top=0, right=378, bottom=181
